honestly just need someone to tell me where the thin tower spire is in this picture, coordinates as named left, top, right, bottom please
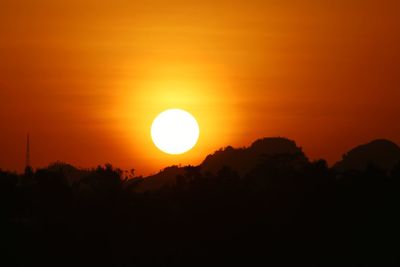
left=26, top=133, right=30, bottom=169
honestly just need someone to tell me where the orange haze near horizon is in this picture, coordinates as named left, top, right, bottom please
left=1, top=0, right=399, bottom=175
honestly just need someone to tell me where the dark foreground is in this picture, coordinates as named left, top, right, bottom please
left=1, top=156, right=400, bottom=266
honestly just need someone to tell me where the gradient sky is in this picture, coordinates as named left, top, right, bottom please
left=1, top=0, right=399, bottom=175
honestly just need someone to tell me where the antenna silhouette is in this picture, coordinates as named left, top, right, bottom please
left=26, top=133, right=31, bottom=169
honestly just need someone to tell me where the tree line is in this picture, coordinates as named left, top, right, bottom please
left=1, top=154, right=400, bottom=266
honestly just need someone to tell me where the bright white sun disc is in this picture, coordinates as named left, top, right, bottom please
left=151, top=109, right=200, bottom=154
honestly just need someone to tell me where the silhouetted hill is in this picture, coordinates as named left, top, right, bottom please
left=41, top=161, right=90, bottom=184
left=133, top=165, right=185, bottom=192
left=135, top=137, right=307, bottom=192
left=201, top=137, right=307, bottom=175
left=334, top=139, right=400, bottom=172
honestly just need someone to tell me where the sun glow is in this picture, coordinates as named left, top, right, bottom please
left=151, top=109, right=200, bottom=155
left=114, top=63, right=241, bottom=175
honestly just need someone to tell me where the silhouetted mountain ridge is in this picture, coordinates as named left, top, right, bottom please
left=134, top=137, right=307, bottom=192
left=132, top=165, right=185, bottom=192
left=334, top=139, right=400, bottom=172
left=201, top=137, right=307, bottom=175
left=134, top=137, right=400, bottom=192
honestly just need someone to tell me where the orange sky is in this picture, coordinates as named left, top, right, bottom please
left=1, top=0, right=399, bottom=175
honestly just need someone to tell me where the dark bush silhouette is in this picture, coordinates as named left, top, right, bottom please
left=1, top=138, right=400, bottom=266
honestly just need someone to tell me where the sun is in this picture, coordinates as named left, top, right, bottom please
left=151, top=109, right=200, bottom=155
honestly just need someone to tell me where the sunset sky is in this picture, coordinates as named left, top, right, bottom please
left=1, top=0, right=399, bottom=175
